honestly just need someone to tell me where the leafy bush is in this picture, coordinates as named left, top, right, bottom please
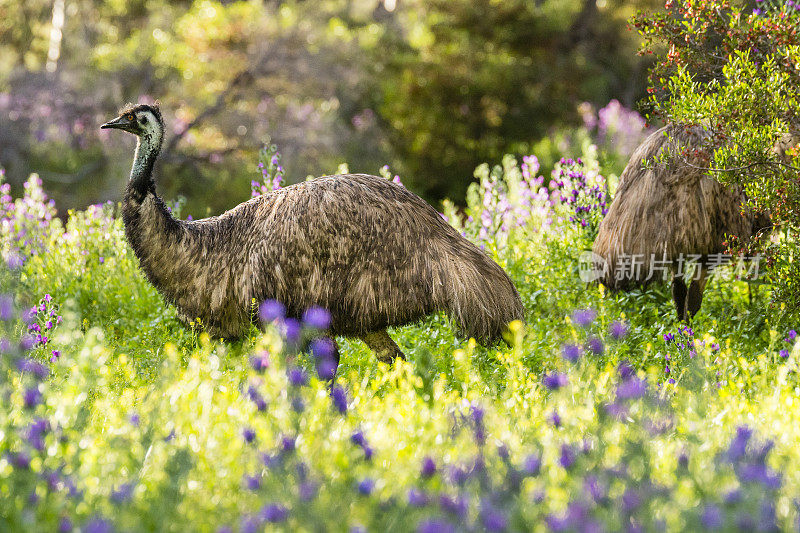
left=633, top=0, right=800, bottom=310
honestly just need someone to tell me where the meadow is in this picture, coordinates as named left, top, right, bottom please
left=1, top=117, right=799, bottom=532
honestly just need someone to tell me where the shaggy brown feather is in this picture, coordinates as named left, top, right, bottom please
left=108, top=104, right=523, bottom=348
left=593, top=124, right=767, bottom=291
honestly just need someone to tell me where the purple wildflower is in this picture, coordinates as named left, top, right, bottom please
left=261, top=503, right=288, bottom=523
left=18, top=358, right=48, bottom=379
left=559, top=444, right=576, bottom=469
left=616, top=378, right=647, bottom=400
left=700, top=505, right=723, bottom=530
left=242, top=427, right=256, bottom=444
left=282, top=318, right=301, bottom=343
left=561, top=344, right=582, bottom=362
left=421, top=456, right=437, bottom=478
left=23, top=387, right=43, bottom=409
left=522, top=454, right=541, bottom=476
left=110, top=482, right=135, bottom=504
left=417, top=518, right=456, bottom=533
left=480, top=502, right=508, bottom=533
left=357, top=478, right=375, bottom=495
left=542, top=372, right=568, bottom=390
left=259, top=300, right=285, bottom=322
left=780, top=349, right=790, bottom=358
left=287, top=367, right=308, bottom=387
left=249, top=350, right=270, bottom=372
left=408, top=488, right=429, bottom=507
left=572, top=308, right=597, bottom=328
left=330, top=385, right=348, bottom=414
left=281, top=435, right=296, bottom=453
left=609, top=320, right=629, bottom=339
left=302, top=306, right=331, bottom=330
left=85, top=517, right=114, bottom=533
left=585, top=336, right=604, bottom=355
left=244, top=474, right=261, bottom=491
left=0, top=294, right=13, bottom=320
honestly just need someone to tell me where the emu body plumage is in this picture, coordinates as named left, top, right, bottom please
left=103, top=104, right=523, bottom=358
left=592, top=124, right=769, bottom=319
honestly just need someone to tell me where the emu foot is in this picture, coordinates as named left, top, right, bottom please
left=359, top=330, right=405, bottom=364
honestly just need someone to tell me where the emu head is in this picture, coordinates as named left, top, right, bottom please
left=101, top=104, right=164, bottom=148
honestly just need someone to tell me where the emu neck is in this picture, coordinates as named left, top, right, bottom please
left=129, top=133, right=160, bottom=199
left=121, top=132, right=198, bottom=314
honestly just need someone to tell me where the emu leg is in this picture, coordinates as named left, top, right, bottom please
left=360, top=330, right=405, bottom=364
left=672, top=276, right=688, bottom=322
left=686, top=267, right=708, bottom=319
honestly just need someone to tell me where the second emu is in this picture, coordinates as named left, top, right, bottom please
left=592, top=124, right=771, bottom=320
left=101, top=104, right=524, bottom=364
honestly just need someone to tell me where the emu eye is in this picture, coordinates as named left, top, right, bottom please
left=125, top=113, right=134, bottom=121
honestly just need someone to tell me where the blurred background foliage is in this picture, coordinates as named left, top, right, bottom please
left=0, top=0, right=660, bottom=216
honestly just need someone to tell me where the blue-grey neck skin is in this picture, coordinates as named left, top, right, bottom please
left=128, top=126, right=163, bottom=201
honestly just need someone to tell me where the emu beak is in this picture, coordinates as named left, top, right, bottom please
left=101, top=115, right=132, bottom=131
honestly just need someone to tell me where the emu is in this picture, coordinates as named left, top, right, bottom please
left=101, top=103, right=523, bottom=364
left=592, top=124, right=770, bottom=321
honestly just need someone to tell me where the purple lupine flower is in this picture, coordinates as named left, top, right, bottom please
left=351, top=430, right=367, bottom=448
left=780, top=349, right=790, bottom=358
left=310, top=337, right=335, bottom=359
left=58, top=517, right=72, bottom=533
left=281, top=435, right=296, bottom=453
left=609, top=320, right=629, bottom=339
left=787, top=330, right=797, bottom=342
left=50, top=350, right=60, bottom=362
left=259, top=300, right=285, bottom=322
left=261, top=503, right=288, bottom=523
left=330, top=385, right=348, bottom=414
left=242, top=427, right=256, bottom=444
left=727, top=426, right=753, bottom=462
left=480, top=502, right=508, bottom=533
left=417, top=518, right=456, bottom=533
left=0, top=294, right=13, bottom=320
left=17, top=358, right=48, bottom=380
left=287, top=367, right=308, bottom=387
left=244, top=474, right=261, bottom=491
left=299, top=481, right=317, bottom=501
left=316, top=357, right=337, bottom=381
left=621, top=488, right=641, bottom=513
left=559, top=444, right=576, bottom=469
left=110, top=482, right=135, bottom=504
left=572, top=308, right=597, bottom=328
left=542, top=372, right=568, bottom=390
left=561, top=344, right=581, bottom=362
left=618, top=361, right=635, bottom=380
left=408, top=488, right=429, bottom=507
left=23, top=386, right=43, bottom=409
left=85, top=517, right=114, bottom=533
left=421, top=457, right=437, bottom=478
left=239, top=515, right=260, bottom=533
left=550, top=411, right=562, bottom=427
left=585, top=336, right=604, bottom=355
left=663, top=332, right=675, bottom=343
left=27, top=418, right=49, bottom=450
left=357, top=478, right=375, bottom=495
left=522, top=454, right=541, bottom=476
left=282, top=318, right=302, bottom=343
left=701, top=505, right=723, bottom=529
left=616, top=378, right=647, bottom=400
left=249, top=350, right=270, bottom=372
left=302, top=306, right=331, bottom=330
left=439, top=494, right=469, bottom=518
